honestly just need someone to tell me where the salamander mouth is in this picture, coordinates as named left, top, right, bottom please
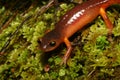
left=38, top=43, right=55, bottom=52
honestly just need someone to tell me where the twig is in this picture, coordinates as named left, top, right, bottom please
left=35, top=0, right=56, bottom=19
left=0, top=15, right=32, bottom=55
left=0, top=11, right=18, bottom=34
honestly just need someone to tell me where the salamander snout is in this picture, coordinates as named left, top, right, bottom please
left=37, top=38, right=57, bottom=52
left=37, top=31, right=63, bottom=52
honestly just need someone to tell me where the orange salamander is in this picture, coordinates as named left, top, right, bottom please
left=38, top=0, right=120, bottom=64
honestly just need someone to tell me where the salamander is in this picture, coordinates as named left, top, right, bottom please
left=38, top=0, right=120, bottom=64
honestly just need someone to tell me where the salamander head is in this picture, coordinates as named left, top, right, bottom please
left=38, top=30, right=63, bottom=52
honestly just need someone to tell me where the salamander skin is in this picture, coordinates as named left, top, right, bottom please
left=38, top=0, right=120, bottom=64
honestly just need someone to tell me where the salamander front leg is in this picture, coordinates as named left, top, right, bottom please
left=61, top=37, right=72, bottom=65
left=100, top=8, right=114, bottom=41
left=100, top=8, right=113, bottom=35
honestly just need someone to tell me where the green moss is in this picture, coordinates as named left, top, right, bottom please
left=0, top=0, right=120, bottom=80
left=96, top=35, right=109, bottom=50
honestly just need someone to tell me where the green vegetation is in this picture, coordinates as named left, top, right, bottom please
left=0, top=0, right=120, bottom=80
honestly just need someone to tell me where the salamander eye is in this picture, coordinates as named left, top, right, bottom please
left=49, top=41, right=56, bottom=46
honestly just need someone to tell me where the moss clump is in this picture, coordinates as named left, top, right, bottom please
left=0, top=0, right=120, bottom=80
